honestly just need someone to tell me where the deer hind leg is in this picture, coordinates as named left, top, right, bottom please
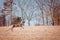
left=11, top=24, right=16, bottom=31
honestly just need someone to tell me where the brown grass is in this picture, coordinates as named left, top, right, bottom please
left=0, top=26, right=60, bottom=40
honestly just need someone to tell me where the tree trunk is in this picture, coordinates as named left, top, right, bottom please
left=46, top=16, right=48, bottom=25
left=28, top=20, right=30, bottom=26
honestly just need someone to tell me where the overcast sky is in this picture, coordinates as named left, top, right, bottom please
left=0, top=0, right=4, bottom=10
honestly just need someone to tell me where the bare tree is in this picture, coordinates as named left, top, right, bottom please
left=34, top=0, right=45, bottom=25
left=17, top=0, right=36, bottom=26
left=34, top=0, right=60, bottom=25
left=45, top=0, right=60, bottom=25
left=25, top=6, right=36, bottom=26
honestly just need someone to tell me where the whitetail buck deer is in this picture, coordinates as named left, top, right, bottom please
left=11, top=20, right=25, bottom=31
left=10, top=17, right=25, bottom=31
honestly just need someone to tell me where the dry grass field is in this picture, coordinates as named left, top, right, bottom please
left=0, top=26, right=60, bottom=40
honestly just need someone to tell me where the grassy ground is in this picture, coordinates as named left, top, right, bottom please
left=0, top=26, right=60, bottom=40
